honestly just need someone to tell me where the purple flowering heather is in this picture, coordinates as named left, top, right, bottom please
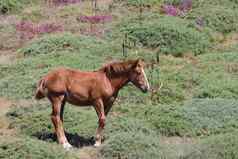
left=78, top=15, right=112, bottom=24
left=161, top=5, right=179, bottom=16
left=37, top=23, right=64, bottom=34
left=179, top=0, right=192, bottom=12
left=162, top=0, right=192, bottom=16
left=16, top=21, right=63, bottom=40
left=53, top=0, right=81, bottom=5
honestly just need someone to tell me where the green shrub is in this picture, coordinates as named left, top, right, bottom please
left=146, top=105, right=193, bottom=136
left=19, top=33, right=113, bottom=56
left=0, top=0, right=21, bottom=14
left=120, top=98, right=238, bottom=137
left=194, top=52, right=238, bottom=99
left=100, top=132, right=162, bottom=159
left=194, top=76, right=238, bottom=99
left=185, top=132, right=238, bottom=159
left=182, top=99, right=238, bottom=136
left=123, top=16, right=211, bottom=56
left=105, top=116, right=155, bottom=137
left=121, top=104, right=194, bottom=136
left=188, top=5, right=238, bottom=34
left=0, top=136, right=80, bottom=159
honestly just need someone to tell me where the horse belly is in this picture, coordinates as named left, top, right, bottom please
left=65, top=91, right=92, bottom=106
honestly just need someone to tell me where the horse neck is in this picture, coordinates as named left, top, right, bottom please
left=109, top=74, right=129, bottom=94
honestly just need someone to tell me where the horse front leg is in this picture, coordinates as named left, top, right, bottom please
left=105, top=96, right=116, bottom=116
left=49, top=95, right=72, bottom=150
left=93, top=99, right=106, bottom=147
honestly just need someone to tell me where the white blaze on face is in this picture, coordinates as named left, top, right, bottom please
left=141, top=68, right=150, bottom=90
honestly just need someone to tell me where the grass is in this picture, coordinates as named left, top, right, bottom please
left=0, top=135, right=81, bottom=159
left=117, top=98, right=238, bottom=137
left=185, top=132, right=238, bottom=159
left=181, top=99, right=238, bottom=136
left=7, top=101, right=98, bottom=139
left=100, top=132, right=161, bottom=159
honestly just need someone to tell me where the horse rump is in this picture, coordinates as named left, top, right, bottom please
left=35, top=79, right=46, bottom=100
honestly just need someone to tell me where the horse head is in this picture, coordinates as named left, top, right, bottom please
left=128, top=59, right=150, bottom=93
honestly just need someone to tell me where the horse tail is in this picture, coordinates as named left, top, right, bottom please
left=35, top=78, right=47, bottom=100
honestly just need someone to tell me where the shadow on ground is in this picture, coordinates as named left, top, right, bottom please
left=33, top=132, right=95, bottom=148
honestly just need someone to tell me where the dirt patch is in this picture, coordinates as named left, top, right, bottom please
left=0, top=98, right=36, bottom=135
left=0, top=53, right=16, bottom=65
left=160, top=136, right=198, bottom=158
left=160, top=136, right=197, bottom=145
left=0, top=97, right=14, bottom=136
left=216, top=33, right=238, bottom=50
left=100, top=0, right=113, bottom=6
left=0, top=97, right=12, bottom=115
left=79, top=147, right=100, bottom=159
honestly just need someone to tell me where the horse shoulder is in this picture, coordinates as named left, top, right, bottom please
left=99, top=73, right=114, bottom=97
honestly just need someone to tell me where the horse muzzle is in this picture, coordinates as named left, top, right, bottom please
left=140, top=85, right=150, bottom=93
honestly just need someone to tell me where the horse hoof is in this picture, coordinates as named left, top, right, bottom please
left=63, top=142, right=72, bottom=150
left=94, top=142, right=101, bottom=147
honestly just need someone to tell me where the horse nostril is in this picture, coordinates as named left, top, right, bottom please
left=141, top=85, right=149, bottom=93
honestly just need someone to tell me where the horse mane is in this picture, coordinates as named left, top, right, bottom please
left=99, top=60, right=137, bottom=77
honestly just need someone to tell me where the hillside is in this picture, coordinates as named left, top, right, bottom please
left=0, top=0, right=238, bottom=159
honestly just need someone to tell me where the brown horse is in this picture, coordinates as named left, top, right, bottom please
left=35, top=59, right=150, bottom=149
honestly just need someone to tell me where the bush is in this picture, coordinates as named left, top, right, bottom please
left=19, top=33, right=108, bottom=56
left=100, top=132, right=162, bottom=159
left=121, top=98, right=238, bottom=137
left=188, top=5, right=238, bottom=34
left=0, top=0, right=21, bottom=14
left=145, top=105, right=193, bottom=136
left=123, top=16, right=211, bottom=56
left=185, top=132, right=238, bottom=159
left=194, top=76, right=238, bottom=99
left=182, top=99, right=238, bottom=136
left=194, top=52, right=238, bottom=99
left=120, top=104, right=194, bottom=136
left=105, top=116, right=155, bottom=137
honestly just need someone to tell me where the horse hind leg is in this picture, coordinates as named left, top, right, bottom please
left=49, top=95, right=72, bottom=150
left=60, top=99, right=66, bottom=122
